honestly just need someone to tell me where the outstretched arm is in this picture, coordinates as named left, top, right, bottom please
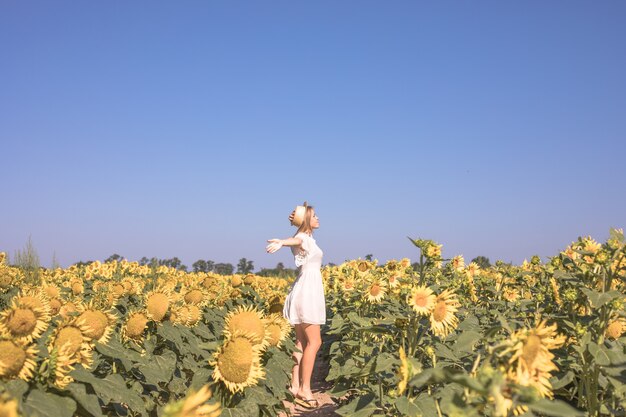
left=266, top=237, right=303, bottom=254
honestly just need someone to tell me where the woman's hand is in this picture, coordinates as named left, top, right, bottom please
left=288, top=211, right=295, bottom=224
left=266, top=239, right=283, bottom=253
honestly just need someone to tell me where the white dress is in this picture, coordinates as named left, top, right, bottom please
left=283, top=232, right=326, bottom=326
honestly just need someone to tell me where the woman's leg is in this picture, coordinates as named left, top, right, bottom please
left=290, top=324, right=307, bottom=395
left=297, top=323, right=322, bottom=399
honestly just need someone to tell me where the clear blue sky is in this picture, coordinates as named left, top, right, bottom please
left=1, top=1, right=625, bottom=270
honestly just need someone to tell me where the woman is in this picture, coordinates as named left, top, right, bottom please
left=266, top=202, right=325, bottom=410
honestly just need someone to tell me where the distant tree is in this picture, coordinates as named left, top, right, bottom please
left=214, top=263, right=234, bottom=275
left=206, top=260, right=215, bottom=272
left=73, top=260, right=94, bottom=267
left=13, top=236, right=41, bottom=284
left=158, top=257, right=187, bottom=271
left=326, top=262, right=336, bottom=267
left=193, top=260, right=208, bottom=273
left=257, top=265, right=297, bottom=279
left=105, top=253, right=124, bottom=263
left=471, top=256, right=491, bottom=269
left=51, top=251, right=61, bottom=269
left=365, top=254, right=374, bottom=261
left=236, top=258, right=254, bottom=274
left=139, top=257, right=150, bottom=266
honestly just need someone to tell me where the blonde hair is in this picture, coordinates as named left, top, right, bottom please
left=295, top=205, right=315, bottom=236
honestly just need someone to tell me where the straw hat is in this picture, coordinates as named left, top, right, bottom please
left=290, top=201, right=308, bottom=227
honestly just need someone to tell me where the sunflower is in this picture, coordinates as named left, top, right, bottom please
left=407, top=286, right=436, bottom=316
left=186, top=305, right=203, bottom=326
left=465, top=262, right=480, bottom=278
left=69, top=278, right=84, bottom=296
left=48, top=298, right=63, bottom=316
left=183, top=288, right=209, bottom=307
left=0, top=252, right=5, bottom=265
left=170, top=304, right=202, bottom=327
left=122, top=311, right=149, bottom=343
left=122, top=277, right=142, bottom=295
left=549, top=278, right=562, bottom=306
left=162, top=384, right=221, bottom=417
left=265, top=292, right=285, bottom=315
left=169, top=305, right=190, bottom=326
left=243, top=274, right=255, bottom=286
left=42, top=283, right=61, bottom=300
left=504, top=320, right=566, bottom=399
left=76, top=303, right=117, bottom=344
left=341, top=277, right=356, bottom=293
left=397, top=347, right=413, bottom=396
left=59, top=300, right=81, bottom=320
left=202, top=275, right=217, bottom=289
left=355, top=260, right=374, bottom=277
left=605, top=318, right=626, bottom=341
left=47, top=318, right=93, bottom=368
left=0, top=268, right=14, bottom=293
left=429, top=289, right=460, bottom=338
left=264, top=314, right=290, bottom=348
left=364, top=280, right=387, bottom=303
left=582, top=237, right=602, bottom=254
left=47, top=343, right=77, bottom=389
left=14, top=290, right=51, bottom=316
left=425, top=243, right=442, bottom=259
left=0, top=299, right=50, bottom=343
left=0, top=395, right=19, bottom=417
left=386, top=273, right=401, bottom=290
left=145, top=287, right=174, bottom=322
left=0, top=339, right=38, bottom=381
left=110, top=282, right=126, bottom=298
left=450, top=255, right=465, bottom=273
left=230, top=275, right=243, bottom=288
left=211, top=332, right=265, bottom=393
left=502, top=287, right=520, bottom=302
left=223, top=305, right=270, bottom=349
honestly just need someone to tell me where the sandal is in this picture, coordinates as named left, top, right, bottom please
left=294, top=395, right=319, bottom=409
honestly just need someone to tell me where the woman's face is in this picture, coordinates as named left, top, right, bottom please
left=310, top=210, right=320, bottom=229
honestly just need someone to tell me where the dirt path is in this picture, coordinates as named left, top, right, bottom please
left=278, top=340, right=340, bottom=417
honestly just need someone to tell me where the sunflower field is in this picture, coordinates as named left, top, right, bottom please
left=323, top=228, right=626, bottom=417
left=1, top=228, right=626, bottom=417
left=0, top=255, right=297, bottom=417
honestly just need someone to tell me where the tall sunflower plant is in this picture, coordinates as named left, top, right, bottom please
left=325, top=231, right=626, bottom=417
left=0, top=261, right=298, bottom=417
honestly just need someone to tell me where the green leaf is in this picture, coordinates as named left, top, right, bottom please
left=581, top=288, right=622, bottom=309
left=395, top=396, right=423, bottom=417
left=408, top=368, right=434, bottom=389
left=551, top=371, right=575, bottom=390
left=94, top=338, right=141, bottom=370
left=22, top=389, right=76, bottom=417
left=413, top=392, right=438, bottom=416
left=264, top=354, right=291, bottom=397
left=588, top=342, right=611, bottom=366
left=71, top=368, right=146, bottom=414
left=453, top=330, right=482, bottom=354
left=374, top=353, right=396, bottom=374
left=157, top=322, right=186, bottom=353
left=329, top=379, right=352, bottom=398
left=135, top=350, right=177, bottom=385
left=2, top=379, right=28, bottom=403
left=190, top=368, right=214, bottom=391
left=335, top=393, right=378, bottom=417
left=527, top=398, right=585, bottom=416
left=434, top=343, right=459, bottom=362
left=66, top=382, right=105, bottom=417
left=219, top=408, right=249, bottom=417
